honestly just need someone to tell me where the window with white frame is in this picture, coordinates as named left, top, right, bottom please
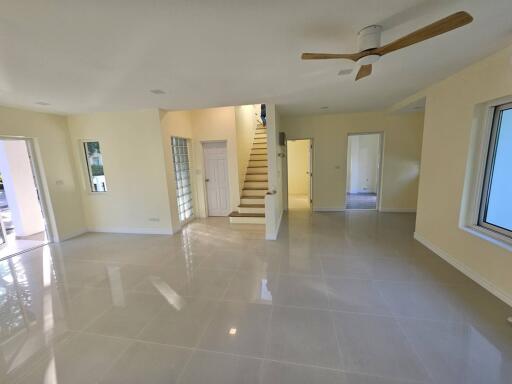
left=171, top=137, right=194, bottom=223
left=83, top=141, right=107, bottom=192
left=477, top=102, right=512, bottom=238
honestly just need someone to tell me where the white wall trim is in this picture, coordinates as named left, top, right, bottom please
left=88, top=227, right=173, bottom=235
left=57, top=228, right=88, bottom=242
left=313, top=207, right=345, bottom=212
left=414, top=232, right=512, bottom=308
left=380, top=208, right=417, bottom=213
left=266, top=209, right=283, bottom=240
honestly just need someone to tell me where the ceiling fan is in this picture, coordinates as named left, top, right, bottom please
left=301, top=11, right=473, bottom=81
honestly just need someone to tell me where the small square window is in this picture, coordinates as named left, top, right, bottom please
left=83, top=141, right=107, bottom=192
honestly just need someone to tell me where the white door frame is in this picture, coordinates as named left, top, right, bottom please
left=0, top=135, right=56, bottom=243
left=345, top=132, right=384, bottom=211
left=285, top=138, right=314, bottom=210
left=201, top=140, right=231, bottom=217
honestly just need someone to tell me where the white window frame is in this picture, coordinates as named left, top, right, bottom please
left=81, top=140, right=108, bottom=193
left=460, top=96, right=512, bottom=251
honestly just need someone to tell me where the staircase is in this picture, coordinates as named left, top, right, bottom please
left=229, top=122, right=267, bottom=224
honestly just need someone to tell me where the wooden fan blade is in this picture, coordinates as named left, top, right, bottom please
left=301, top=52, right=360, bottom=61
left=375, top=11, right=473, bottom=56
left=355, top=64, right=372, bottom=80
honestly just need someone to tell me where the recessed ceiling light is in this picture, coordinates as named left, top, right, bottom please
left=35, top=101, right=51, bottom=106
left=150, top=89, right=166, bottom=95
left=228, top=327, right=237, bottom=335
left=320, top=106, right=329, bottom=110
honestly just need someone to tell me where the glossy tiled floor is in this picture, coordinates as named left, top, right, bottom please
left=1, top=211, right=512, bottom=383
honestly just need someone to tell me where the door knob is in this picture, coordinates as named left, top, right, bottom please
left=205, top=178, right=210, bottom=182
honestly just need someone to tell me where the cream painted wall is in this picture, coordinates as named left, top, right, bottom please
left=414, top=44, right=512, bottom=304
left=265, top=104, right=284, bottom=240
left=160, top=106, right=241, bottom=229
left=281, top=111, right=423, bottom=211
left=235, top=105, right=257, bottom=194
left=0, top=106, right=85, bottom=241
left=287, top=140, right=309, bottom=196
left=68, top=110, right=173, bottom=234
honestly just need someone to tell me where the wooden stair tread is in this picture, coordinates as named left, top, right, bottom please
left=239, top=204, right=265, bottom=208
left=229, top=211, right=265, bottom=218
left=241, top=195, right=265, bottom=199
left=243, top=187, right=267, bottom=190
left=245, top=179, right=268, bottom=182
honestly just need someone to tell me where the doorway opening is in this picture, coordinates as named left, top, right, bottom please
left=0, top=138, right=50, bottom=259
left=203, top=141, right=230, bottom=216
left=287, top=139, right=313, bottom=210
left=346, top=133, right=382, bottom=210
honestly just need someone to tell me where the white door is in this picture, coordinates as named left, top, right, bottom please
left=203, top=141, right=230, bottom=216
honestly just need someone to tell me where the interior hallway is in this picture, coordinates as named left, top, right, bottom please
left=1, top=212, right=511, bottom=384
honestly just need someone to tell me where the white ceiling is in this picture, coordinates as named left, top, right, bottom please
left=1, top=0, right=512, bottom=116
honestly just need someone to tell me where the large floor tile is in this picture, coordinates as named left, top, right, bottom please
left=260, top=360, right=423, bottom=384
left=15, top=333, right=130, bottom=384
left=98, top=341, right=191, bottom=384
left=332, top=311, right=429, bottom=382
left=198, top=301, right=271, bottom=357
left=376, top=280, right=466, bottom=322
left=86, top=292, right=165, bottom=338
left=178, top=267, right=235, bottom=299
left=137, top=297, right=218, bottom=347
left=178, top=350, right=262, bottom=384
left=326, top=277, right=391, bottom=315
left=223, top=271, right=276, bottom=304
left=273, top=274, right=330, bottom=309
left=266, top=306, right=341, bottom=369
left=400, top=318, right=512, bottom=384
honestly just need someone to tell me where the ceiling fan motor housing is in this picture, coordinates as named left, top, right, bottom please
left=357, top=25, right=382, bottom=65
left=357, top=25, right=382, bottom=51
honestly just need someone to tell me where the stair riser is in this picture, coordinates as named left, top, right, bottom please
left=250, top=154, right=267, bottom=161
left=238, top=206, right=265, bottom=214
left=244, top=181, right=268, bottom=189
left=249, top=161, right=268, bottom=167
left=245, top=174, right=267, bottom=181
left=230, top=216, right=265, bottom=224
left=246, top=169, right=267, bottom=175
left=241, top=197, right=264, bottom=205
left=243, top=189, right=267, bottom=197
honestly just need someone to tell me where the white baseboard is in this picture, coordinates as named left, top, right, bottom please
left=380, top=208, right=417, bottom=213
left=266, top=210, right=284, bottom=240
left=57, top=228, right=88, bottom=242
left=414, top=232, right=512, bottom=308
left=88, top=227, right=173, bottom=235
left=313, top=207, right=345, bottom=212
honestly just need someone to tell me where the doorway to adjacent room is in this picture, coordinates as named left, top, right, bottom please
left=0, top=138, right=51, bottom=259
left=345, top=133, right=382, bottom=210
left=287, top=139, right=313, bottom=210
